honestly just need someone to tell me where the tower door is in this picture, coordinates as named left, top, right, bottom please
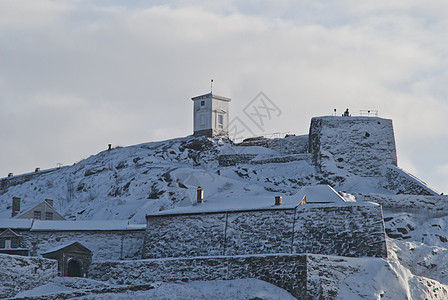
left=67, top=259, right=81, bottom=277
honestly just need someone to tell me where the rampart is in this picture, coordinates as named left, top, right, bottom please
left=385, top=166, right=439, bottom=196
left=89, top=253, right=373, bottom=299
left=355, top=193, right=448, bottom=215
left=309, top=117, right=397, bottom=177
left=142, top=202, right=387, bottom=259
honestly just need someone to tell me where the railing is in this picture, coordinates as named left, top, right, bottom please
left=359, top=110, right=378, bottom=117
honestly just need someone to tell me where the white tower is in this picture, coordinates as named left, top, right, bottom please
left=191, top=92, right=231, bottom=137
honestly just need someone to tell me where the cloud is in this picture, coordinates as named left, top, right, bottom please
left=0, top=0, right=72, bottom=29
left=0, top=1, right=447, bottom=191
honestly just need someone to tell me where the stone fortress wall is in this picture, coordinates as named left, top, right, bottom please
left=142, top=202, right=387, bottom=259
left=309, top=116, right=397, bottom=177
left=90, top=254, right=309, bottom=299
left=5, top=228, right=145, bottom=261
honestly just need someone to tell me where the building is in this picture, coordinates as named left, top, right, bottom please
left=42, top=241, right=92, bottom=277
left=0, top=228, right=29, bottom=256
left=15, top=199, right=65, bottom=221
left=192, top=92, right=231, bottom=137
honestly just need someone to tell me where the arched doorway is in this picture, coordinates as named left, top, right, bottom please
left=67, top=259, right=81, bottom=277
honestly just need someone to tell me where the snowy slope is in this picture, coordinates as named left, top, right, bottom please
left=1, top=133, right=448, bottom=298
left=0, top=135, right=397, bottom=223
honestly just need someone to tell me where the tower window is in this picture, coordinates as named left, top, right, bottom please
left=201, top=101, right=205, bottom=106
left=218, top=114, right=224, bottom=129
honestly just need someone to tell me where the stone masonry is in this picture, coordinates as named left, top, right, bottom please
left=143, top=202, right=387, bottom=259
left=0, top=253, right=57, bottom=298
left=18, top=230, right=145, bottom=260
left=89, top=253, right=375, bottom=299
left=90, top=254, right=307, bottom=298
left=309, top=116, right=397, bottom=177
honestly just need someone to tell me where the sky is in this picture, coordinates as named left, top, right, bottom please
left=0, top=0, right=447, bottom=193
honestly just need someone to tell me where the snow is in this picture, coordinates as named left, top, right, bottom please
left=0, top=135, right=387, bottom=223
left=0, top=218, right=32, bottom=229
left=295, top=184, right=346, bottom=203
left=148, top=184, right=350, bottom=216
left=14, top=277, right=111, bottom=298
left=30, top=220, right=145, bottom=231
left=81, top=279, right=295, bottom=300
left=15, top=282, right=74, bottom=297
left=41, top=241, right=87, bottom=255
left=14, top=278, right=295, bottom=300
left=0, top=219, right=145, bottom=231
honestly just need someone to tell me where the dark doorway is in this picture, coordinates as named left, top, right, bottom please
left=67, top=260, right=81, bottom=277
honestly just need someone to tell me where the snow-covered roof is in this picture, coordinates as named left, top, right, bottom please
left=148, top=185, right=348, bottom=217
left=42, top=241, right=91, bottom=255
left=0, top=219, right=145, bottom=231
left=31, top=220, right=145, bottom=231
left=295, top=185, right=346, bottom=203
left=0, top=218, right=33, bottom=229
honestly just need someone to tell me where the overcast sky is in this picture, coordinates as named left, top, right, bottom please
left=0, top=0, right=447, bottom=193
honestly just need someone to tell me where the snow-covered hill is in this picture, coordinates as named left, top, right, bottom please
left=0, top=134, right=419, bottom=223
left=1, top=118, right=447, bottom=298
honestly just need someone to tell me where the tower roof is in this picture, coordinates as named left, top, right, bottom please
left=191, top=92, right=231, bottom=102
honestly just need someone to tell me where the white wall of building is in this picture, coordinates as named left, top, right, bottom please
left=192, top=93, right=230, bottom=137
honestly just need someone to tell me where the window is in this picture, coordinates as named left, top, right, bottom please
left=46, top=212, right=53, bottom=220
left=34, top=211, right=41, bottom=220
left=5, top=239, right=11, bottom=249
left=200, top=100, right=205, bottom=106
left=11, top=238, right=19, bottom=248
left=218, top=114, right=224, bottom=129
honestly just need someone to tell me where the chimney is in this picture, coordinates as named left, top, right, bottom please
left=45, top=199, right=54, bottom=207
left=275, top=196, right=282, bottom=206
left=12, top=197, right=21, bottom=217
left=197, top=186, right=204, bottom=204
left=108, top=144, right=112, bottom=151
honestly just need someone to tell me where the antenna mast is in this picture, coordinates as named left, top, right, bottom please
left=211, top=79, right=213, bottom=93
